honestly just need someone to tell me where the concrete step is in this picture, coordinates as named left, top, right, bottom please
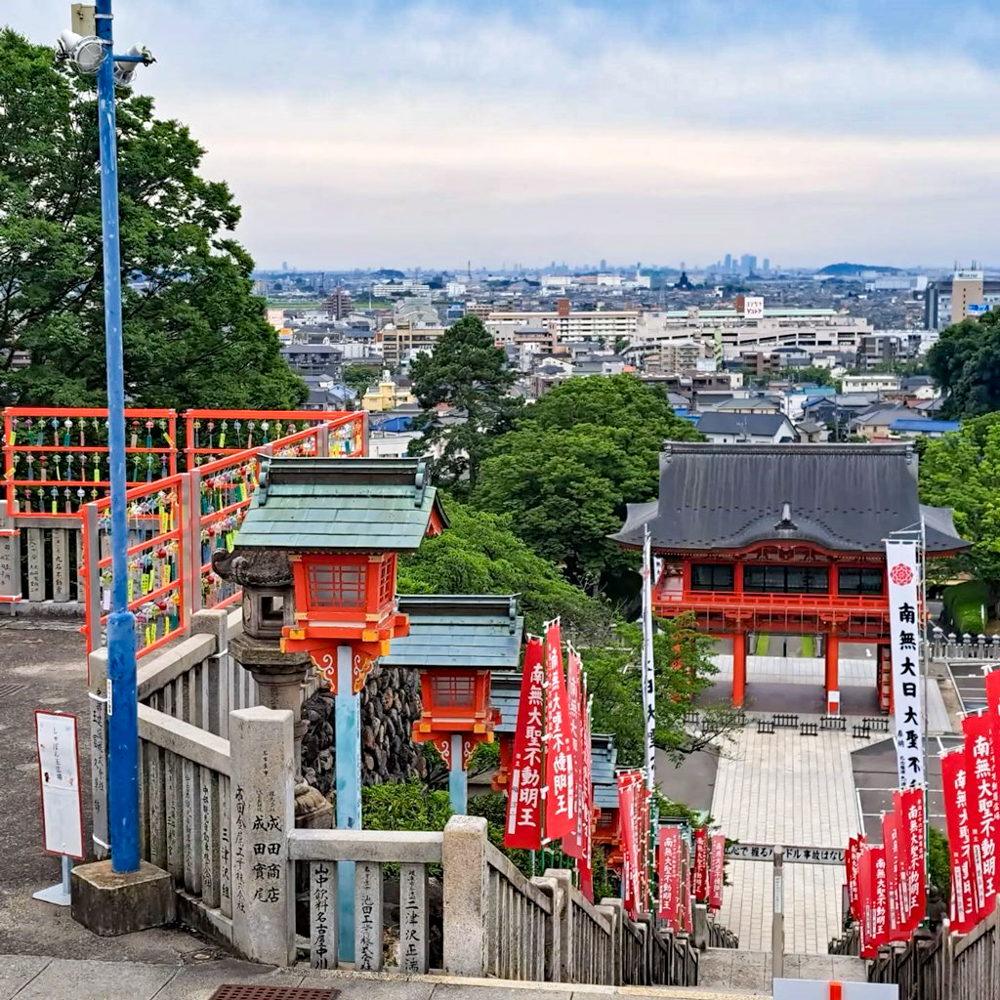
left=698, top=949, right=868, bottom=993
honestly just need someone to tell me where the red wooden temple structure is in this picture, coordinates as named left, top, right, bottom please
left=612, top=443, right=968, bottom=710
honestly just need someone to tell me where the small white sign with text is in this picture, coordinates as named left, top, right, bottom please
left=35, top=710, right=84, bottom=860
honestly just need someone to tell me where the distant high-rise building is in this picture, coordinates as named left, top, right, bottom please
left=600, top=258, right=607, bottom=271
left=762, top=258, right=770, bottom=273
left=282, top=261, right=288, bottom=271
left=724, top=253, right=732, bottom=272
left=323, top=287, right=352, bottom=320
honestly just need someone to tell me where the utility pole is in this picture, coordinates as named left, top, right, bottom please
left=58, top=0, right=152, bottom=873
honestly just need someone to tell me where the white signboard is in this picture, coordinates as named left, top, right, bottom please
left=884, top=540, right=924, bottom=788
left=774, top=981, right=897, bottom=999
left=742, top=295, right=764, bottom=318
left=35, top=710, right=84, bottom=860
left=725, top=843, right=845, bottom=865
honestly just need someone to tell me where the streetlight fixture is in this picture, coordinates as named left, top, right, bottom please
left=56, top=1, right=153, bottom=875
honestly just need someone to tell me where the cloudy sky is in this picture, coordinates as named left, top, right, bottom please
left=7, top=1, right=1000, bottom=270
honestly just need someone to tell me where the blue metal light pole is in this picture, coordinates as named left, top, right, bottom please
left=94, top=0, right=139, bottom=873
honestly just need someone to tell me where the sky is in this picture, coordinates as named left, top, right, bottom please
left=6, top=0, right=1000, bottom=270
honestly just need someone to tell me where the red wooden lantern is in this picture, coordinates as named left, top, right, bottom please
left=411, top=665, right=501, bottom=767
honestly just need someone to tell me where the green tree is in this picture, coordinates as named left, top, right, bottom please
left=0, top=30, right=306, bottom=409
left=342, top=363, right=377, bottom=399
left=781, top=366, right=832, bottom=386
left=582, top=614, right=729, bottom=768
left=408, top=316, right=520, bottom=491
left=396, top=500, right=611, bottom=641
left=926, top=309, right=1000, bottom=417
left=919, top=413, right=1000, bottom=587
left=474, top=375, right=701, bottom=591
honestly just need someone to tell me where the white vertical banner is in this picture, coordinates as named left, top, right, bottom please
left=642, top=527, right=656, bottom=792
left=884, top=540, right=924, bottom=788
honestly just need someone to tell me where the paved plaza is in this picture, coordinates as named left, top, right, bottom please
left=710, top=727, right=860, bottom=953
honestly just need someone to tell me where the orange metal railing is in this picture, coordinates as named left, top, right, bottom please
left=654, top=588, right=891, bottom=613
left=76, top=411, right=368, bottom=658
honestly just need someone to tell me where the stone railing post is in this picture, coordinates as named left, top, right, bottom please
left=87, top=647, right=110, bottom=860
left=229, top=706, right=295, bottom=967
left=600, top=897, right=625, bottom=985
left=442, top=814, right=488, bottom=977
left=594, top=901, right=618, bottom=985
left=692, top=901, right=709, bottom=950
left=531, top=875, right=562, bottom=982
left=544, top=869, right=574, bottom=981
left=190, top=609, right=229, bottom=737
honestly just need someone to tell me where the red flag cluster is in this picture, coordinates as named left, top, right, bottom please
left=617, top=770, right=650, bottom=916
left=656, top=824, right=723, bottom=931
left=503, top=621, right=596, bottom=897
left=846, top=787, right=926, bottom=958
left=940, top=693, right=1000, bottom=934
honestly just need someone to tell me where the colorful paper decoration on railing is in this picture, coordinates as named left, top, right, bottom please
left=82, top=415, right=366, bottom=659
left=504, top=636, right=544, bottom=850
left=4, top=408, right=177, bottom=516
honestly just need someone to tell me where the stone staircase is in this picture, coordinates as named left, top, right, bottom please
left=698, top=949, right=868, bottom=994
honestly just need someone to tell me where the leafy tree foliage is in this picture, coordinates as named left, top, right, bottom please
left=0, top=30, right=306, bottom=409
left=396, top=500, right=611, bottom=641
left=407, top=316, right=520, bottom=491
left=926, top=309, right=1000, bottom=417
left=780, top=366, right=832, bottom=386
left=474, top=375, right=701, bottom=591
left=919, top=413, right=1000, bottom=586
left=583, top=614, right=729, bottom=768
left=342, top=363, right=377, bottom=399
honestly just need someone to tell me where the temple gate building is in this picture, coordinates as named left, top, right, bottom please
left=612, top=443, right=968, bottom=710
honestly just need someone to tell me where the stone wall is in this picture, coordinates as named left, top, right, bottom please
left=301, top=662, right=423, bottom=796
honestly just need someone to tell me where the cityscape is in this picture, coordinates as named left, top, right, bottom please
left=4, top=2, right=1000, bottom=1000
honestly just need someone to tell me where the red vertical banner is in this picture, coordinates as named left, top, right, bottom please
left=896, top=787, right=927, bottom=932
left=942, top=748, right=977, bottom=933
left=881, top=810, right=906, bottom=942
left=617, top=772, right=642, bottom=916
left=858, top=841, right=876, bottom=960
left=871, top=845, right=889, bottom=949
left=692, top=827, right=709, bottom=903
left=563, top=647, right=585, bottom=859
left=846, top=837, right=859, bottom=921
left=963, top=713, right=997, bottom=923
left=504, top=637, right=544, bottom=850
left=658, top=826, right=681, bottom=930
left=985, top=668, right=1000, bottom=757
left=577, top=667, right=595, bottom=900
left=544, top=620, right=577, bottom=842
left=708, top=833, right=725, bottom=911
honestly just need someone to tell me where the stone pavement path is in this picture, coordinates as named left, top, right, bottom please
left=0, top=954, right=771, bottom=1000
left=710, top=728, right=860, bottom=953
left=697, top=950, right=867, bottom=993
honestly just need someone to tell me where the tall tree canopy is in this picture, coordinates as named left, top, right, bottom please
left=473, top=374, right=702, bottom=592
left=407, top=316, right=520, bottom=491
left=920, top=413, right=1000, bottom=587
left=926, top=309, right=1000, bottom=418
left=0, top=30, right=306, bottom=409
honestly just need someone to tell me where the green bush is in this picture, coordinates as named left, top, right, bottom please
left=362, top=780, right=452, bottom=833
left=942, top=580, right=988, bottom=634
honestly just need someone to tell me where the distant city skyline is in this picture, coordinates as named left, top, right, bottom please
left=11, top=1, right=1000, bottom=269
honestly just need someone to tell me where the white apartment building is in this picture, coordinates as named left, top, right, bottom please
left=840, top=374, right=901, bottom=394
left=635, top=305, right=874, bottom=362
left=486, top=307, right=638, bottom=343
left=373, top=280, right=431, bottom=298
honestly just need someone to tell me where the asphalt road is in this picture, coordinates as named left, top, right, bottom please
left=0, top=619, right=205, bottom=961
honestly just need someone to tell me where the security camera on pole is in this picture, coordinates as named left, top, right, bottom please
left=55, top=3, right=173, bottom=934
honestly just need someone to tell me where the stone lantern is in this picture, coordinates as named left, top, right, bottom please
left=211, top=546, right=332, bottom=828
